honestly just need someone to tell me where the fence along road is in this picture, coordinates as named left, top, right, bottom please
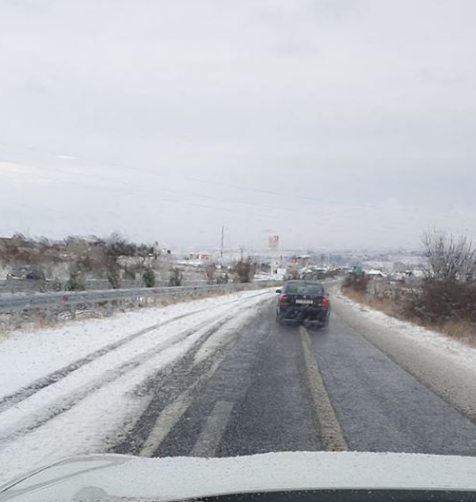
left=0, top=278, right=207, bottom=294
left=0, top=281, right=280, bottom=321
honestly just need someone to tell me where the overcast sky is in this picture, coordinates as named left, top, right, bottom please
left=1, top=0, right=476, bottom=251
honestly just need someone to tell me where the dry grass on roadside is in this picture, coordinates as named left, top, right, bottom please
left=341, top=288, right=402, bottom=319
left=440, top=319, right=476, bottom=347
left=341, top=287, right=476, bottom=348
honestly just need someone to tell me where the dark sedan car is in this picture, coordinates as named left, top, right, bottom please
left=6, top=265, right=45, bottom=281
left=276, top=280, right=330, bottom=327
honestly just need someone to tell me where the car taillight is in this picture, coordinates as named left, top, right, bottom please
left=279, top=294, right=288, bottom=304
left=321, top=297, right=330, bottom=309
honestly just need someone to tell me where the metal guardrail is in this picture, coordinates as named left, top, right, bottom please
left=0, top=281, right=280, bottom=321
left=0, top=278, right=208, bottom=294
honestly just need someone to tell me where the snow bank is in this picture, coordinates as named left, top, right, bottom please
left=0, top=289, right=273, bottom=484
left=334, top=290, right=476, bottom=373
left=0, top=290, right=270, bottom=400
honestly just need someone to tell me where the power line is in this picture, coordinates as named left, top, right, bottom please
left=0, top=141, right=467, bottom=241
left=0, top=165, right=427, bottom=241
left=0, top=139, right=446, bottom=219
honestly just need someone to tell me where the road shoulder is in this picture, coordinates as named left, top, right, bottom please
left=330, top=289, right=476, bottom=424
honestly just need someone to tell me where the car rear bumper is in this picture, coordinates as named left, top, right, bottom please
left=278, top=306, right=329, bottom=323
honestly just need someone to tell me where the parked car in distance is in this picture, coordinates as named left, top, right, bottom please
left=6, top=265, right=46, bottom=281
left=276, top=280, right=330, bottom=327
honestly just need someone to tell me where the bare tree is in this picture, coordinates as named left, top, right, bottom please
left=105, top=233, right=137, bottom=261
left=234, top=260, right=256, bottom=283
left=169, top=268, right=183, bottom=287
left=205, top=263, right=216, bottom=284
left=66, top=266, right=86, bottom=291
left=142, top=267, right=156, bottom=288
left=402, top=231, right=476, bottom=325
left=422, top=231, right=476, bottom=282
left=342, top=271, right=369, bottom=292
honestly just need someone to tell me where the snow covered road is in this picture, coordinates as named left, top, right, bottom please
left=2, top=286, right=476, bottom=487
left=0, top=289, right=273, bottom=484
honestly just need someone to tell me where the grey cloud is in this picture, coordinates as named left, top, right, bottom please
left=0, top=0, right=476, bottom=249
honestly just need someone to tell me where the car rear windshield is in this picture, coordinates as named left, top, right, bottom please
left=285, top=283, right=324, bottom=296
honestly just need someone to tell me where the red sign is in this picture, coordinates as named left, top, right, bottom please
left=268, top=235, right=279, bottom=249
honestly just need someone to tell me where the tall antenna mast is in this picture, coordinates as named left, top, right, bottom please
left=220, top=225, right=225, bottom=263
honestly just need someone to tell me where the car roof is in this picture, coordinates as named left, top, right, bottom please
left=285, top=280, right=323, bottom=284
left=284, top=280, right=324, bottom=287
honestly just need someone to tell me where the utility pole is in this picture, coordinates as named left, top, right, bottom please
left=220, top=225, right=225, bottom=264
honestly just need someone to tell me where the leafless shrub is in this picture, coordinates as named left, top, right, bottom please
left=234, top=260, right=256, bottom=283
left=142, top=267, right=156, bottom=288
left=216, top=271, right=229, bottom=284
left=205, top=263, right=217, bottom=284
left=66, top=267, right=86, bottom=291
left=123, top=267, right=137, bottom=280
left=107, top=268, right=121, bottom=289
left=422, top=230, right=476, bottom=282
left=342, top=272, right=369, bottom=293
left=104, top=233, right=138, bottom=261
left=401, top=231, right=476, bottom=326
left=169, top=268, right=183, bottom=287
left=403, top=279, right=476, bottom=324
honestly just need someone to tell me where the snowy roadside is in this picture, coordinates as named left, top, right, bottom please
left=0, top=289, right=273, bottom=484
left=0, top=284, right=275, bottom=334
left=0, top=289, right=270, bottom=399
left=334, top=289, right=476, bottom=370
left=330, top=288, right=476, bottom=424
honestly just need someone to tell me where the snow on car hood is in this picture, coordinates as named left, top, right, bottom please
left=1, top=451, right=476, bottom=501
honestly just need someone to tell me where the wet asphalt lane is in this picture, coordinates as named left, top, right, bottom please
left=311, top=314, right=476, bottom=455
left=116, top=300, right=476, bottom=458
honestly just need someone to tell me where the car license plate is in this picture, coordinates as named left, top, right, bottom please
left=295, top=299, right=313, bottom=305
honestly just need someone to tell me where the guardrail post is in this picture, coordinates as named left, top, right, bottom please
left=14, top=308, right=23, bottom=329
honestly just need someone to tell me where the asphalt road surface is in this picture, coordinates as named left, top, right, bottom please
left=113, top=297, right=476, bottom=459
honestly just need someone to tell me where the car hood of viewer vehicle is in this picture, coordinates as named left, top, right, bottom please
left=1, top=451, right=476, bottom=502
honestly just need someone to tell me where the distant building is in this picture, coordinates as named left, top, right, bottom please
left=366, top=269, right=387, bottom=278
left=290, top=255, right=311, bottom=267
left=188, top=252, right=211, bottom=263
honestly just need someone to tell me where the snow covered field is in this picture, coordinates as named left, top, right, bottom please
left=0, top=289, right=273, bottom=485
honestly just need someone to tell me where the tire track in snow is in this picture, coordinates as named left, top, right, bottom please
left=0, top=291, right=269, bottom=414
left=0, top=313, right=235, bottom=444
left=0, top=311, right=199, bottom=414
left=0, top=294, right=271, bottom=445
left=113, top=301, right=273, bottom=455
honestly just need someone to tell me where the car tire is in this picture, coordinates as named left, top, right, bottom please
left=320, top=315, right=330, bottom=330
